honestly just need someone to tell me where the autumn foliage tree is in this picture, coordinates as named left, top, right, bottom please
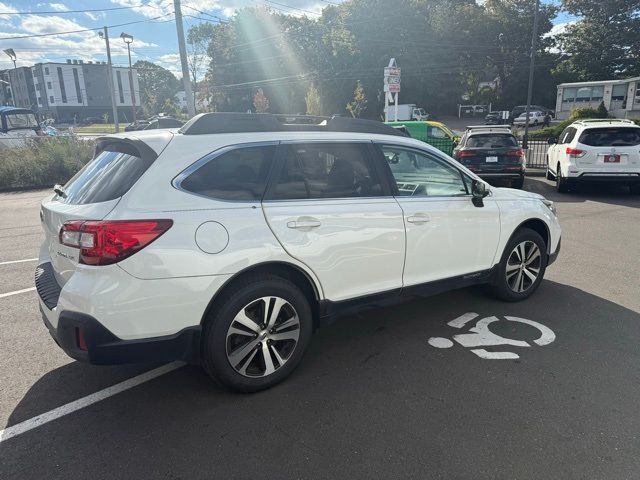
left=253, top=88, right=269, bottom=113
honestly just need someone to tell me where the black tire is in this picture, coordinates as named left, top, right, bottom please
left=555, top=163, right=569, bottom=193
left=201, top=275, right=313, bottom=393
left=488, top=228, right=548, bottom=302
left=512, top=176, right=525, bottom=189
left=630, top=184, right=640, bottom=195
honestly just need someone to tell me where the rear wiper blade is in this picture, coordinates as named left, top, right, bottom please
left=53, top=184, right=67, bottom=198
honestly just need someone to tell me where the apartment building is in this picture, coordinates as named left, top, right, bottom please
left=11, top=59, right=141, bottom=123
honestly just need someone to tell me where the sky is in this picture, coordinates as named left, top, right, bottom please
left=0, top=0, right=575, bottom=77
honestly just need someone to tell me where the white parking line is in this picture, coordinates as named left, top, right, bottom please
left=0, top=287, right=36, bottom=299
left=0, top=361, right=185, bottom=443
left=0, top=258, right=38, bottom=266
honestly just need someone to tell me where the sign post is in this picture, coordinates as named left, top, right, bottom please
left=384, top=58, right=401, bottom=122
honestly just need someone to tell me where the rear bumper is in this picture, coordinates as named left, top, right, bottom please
left=40, top=308, right=201, bottom=365
left=567, top=172, right=640, bottom=183
left=477, top=172, right=524, bottom=179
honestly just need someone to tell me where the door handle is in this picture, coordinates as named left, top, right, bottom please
left=287, top=218, right=321, bottom=229
left=406, top=213, right=430, bottom=224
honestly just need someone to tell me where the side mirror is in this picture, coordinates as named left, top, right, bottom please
left=547, top=137, right=557, bottom=145
left=471, top=179, right=489, bottom=207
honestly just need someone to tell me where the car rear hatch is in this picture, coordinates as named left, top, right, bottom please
left=574, top=127, right=640, bottom=170
left=40, top=135, right=167, bottom=287
left=457, top=133, right=524, bottom=171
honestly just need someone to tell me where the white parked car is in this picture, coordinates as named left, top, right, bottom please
left=513, top=111, right=545, bottom=127
left=546, top=119, right=640, bottom=193
left=36, top=114, right=561, bottom=392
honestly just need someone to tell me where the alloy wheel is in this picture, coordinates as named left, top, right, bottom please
left=225, top=296, right=300, bottom=378
left=505, top=240, right=541, bottom=293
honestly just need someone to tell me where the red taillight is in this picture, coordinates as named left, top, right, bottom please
left=59, top=220, right=173, bottom=266
left=506, top=149, right=525, bottom=158
left=566, top=147, right=586, bottom=158
left=75, top=327, right=87, bottom=351
left=457, top=151, right=475, bottom=158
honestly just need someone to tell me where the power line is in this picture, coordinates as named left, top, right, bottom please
left=0, top=14, right=175, bottom=41
left=0, top=3, right=156, bottom=15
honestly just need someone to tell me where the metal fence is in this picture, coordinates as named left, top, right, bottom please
left=519, top=139, right=548, bottom=169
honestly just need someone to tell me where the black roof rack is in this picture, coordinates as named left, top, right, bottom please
left=178, top=113, right=407, bottom=137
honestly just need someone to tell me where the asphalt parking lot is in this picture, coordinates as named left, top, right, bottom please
left=1, top=178, right=639, bottom=479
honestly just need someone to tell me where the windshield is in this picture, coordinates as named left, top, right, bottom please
left=578, top=127, right=640, bottom=147
left=5, top=112, right=38, bottom=130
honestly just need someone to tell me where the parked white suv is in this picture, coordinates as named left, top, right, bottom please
left=547, top=119, right=640, bottom=193
left=36, top=114, right=561, bottom=392
left=513, top=111, right=545, bottom=127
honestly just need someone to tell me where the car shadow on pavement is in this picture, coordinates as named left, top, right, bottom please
left=2, top=281, right=640, bottom=479
left=525, top=175, right=640, bottom=208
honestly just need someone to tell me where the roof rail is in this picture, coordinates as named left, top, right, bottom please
left=179, top=113, right=407, bottom=137
left=465, top=125, right=512, bottom=130
left=573, top=118, right=636, bottom=125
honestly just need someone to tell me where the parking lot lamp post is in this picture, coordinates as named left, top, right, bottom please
left=120, top=32, right=137, bottom=123
left=3, top=48, right=16, bottom=69
left=523, top=0, right=540, bottom=150
left=99, top=28, right=120, bottom=133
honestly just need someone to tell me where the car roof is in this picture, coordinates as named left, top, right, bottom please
left=0, top=106, right=34, bottom=114
left=571, top=119, right=639, bottom=128
left=466, top=128, right=515, bottom=136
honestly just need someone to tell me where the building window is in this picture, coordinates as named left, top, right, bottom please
left=49, top=95, right=54, bottom=104
left=612, top=84, right=627, bottom=101
left=72, top=68, right=82, bottom=103
left=116, top=70, right=125, bottom=104
left=562, top=88, right=576, bottom=103
left=57, top=67, right=67, bottom=103
left=38, top=97, right=43, bottom=105
left=44, top=67, right=49, bottom=75
left=636, top=83, right=640, bottom=98
left=47, top=82, right=52, bottom=89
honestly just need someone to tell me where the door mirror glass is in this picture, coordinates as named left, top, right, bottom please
left=471, top=179, right=489, bottom=198
left=547, top=136, right=558, bottom=145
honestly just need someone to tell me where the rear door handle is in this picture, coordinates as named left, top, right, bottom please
left=406, top=213, right=430, bottom=224
left=287, top=218, right=321, bottom=229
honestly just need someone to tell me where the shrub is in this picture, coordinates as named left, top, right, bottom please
left=0, top=137, right=95, bottom=190
left=530, top=104, right=610, bottom=139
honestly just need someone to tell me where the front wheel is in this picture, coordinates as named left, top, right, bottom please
left=488, top=228, right=547, bottom=302
left=556, top=164, right=569, bottom=193
left=202, top=275, right=313, bottom=392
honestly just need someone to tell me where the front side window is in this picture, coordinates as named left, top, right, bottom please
left=381, top=145, right=468, bottom=197
left=271, top=143, right=382, bottom=200
left=180, top=145, right=275, bottom=201
left=428, top=126, right=447, bottom=138
left=5, top=112, right=38, bottom=130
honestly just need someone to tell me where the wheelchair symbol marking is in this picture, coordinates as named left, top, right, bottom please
left=428, top=312, right=555, bottom=360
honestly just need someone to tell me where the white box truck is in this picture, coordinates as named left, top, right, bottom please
left=385, top=104, right=429, bottom=121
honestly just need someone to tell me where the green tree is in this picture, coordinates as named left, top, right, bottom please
left=305, top=83, right=322, bottom=115
left=346, top=81, right=367, bottom=118
left=556, top=0, right=640, bottom=80
left=187, top=22, right=216, bottom=113
left=133, top=60, right=180, bottom=116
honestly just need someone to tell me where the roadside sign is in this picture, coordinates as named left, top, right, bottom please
left=384, top=84, right=401, bottom=93
left=384, top=67, right=401, bottom=77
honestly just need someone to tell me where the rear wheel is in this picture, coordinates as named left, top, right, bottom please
left=488, top=228, right=547, bottom=302
left=630, top=184, right=640, bottom=195
left=202, top=275, right=313, bottom=392
left=555, top=163, right=569, bottom=193
left=512, top=176, right=524, bottom=189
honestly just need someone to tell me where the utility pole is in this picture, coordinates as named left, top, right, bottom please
left=173, top=0, right=196, bottom=118
left=101, top=27, right=120, bottom=133
left=522, top=0, right=540, bottom=150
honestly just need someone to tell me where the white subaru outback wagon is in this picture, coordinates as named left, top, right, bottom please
left=37, top=113, right=561, bottom=392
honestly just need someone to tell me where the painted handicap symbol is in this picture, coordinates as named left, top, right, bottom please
left=428, top=312, right=555, bottom=359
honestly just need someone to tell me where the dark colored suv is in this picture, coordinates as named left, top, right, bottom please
left=453, top=126, right=525, bottom=189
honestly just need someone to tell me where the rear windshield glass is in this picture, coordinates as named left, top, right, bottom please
left=5, top=112, right=38, bottom=129
left=466, top=134, right=518, bottom=148
left=60, top=143, right=153, bottom=205
left=578, top=127, right=640, bottom=147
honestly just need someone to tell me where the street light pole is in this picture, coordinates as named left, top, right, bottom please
left=523, top=0, right=540, bottom=150
left=121, top=32, right=136, bottom=123
left=174, top=0, right=196, bottom=118
left=100, top=27, right=120, bottom=133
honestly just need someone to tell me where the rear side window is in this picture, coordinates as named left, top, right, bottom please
left=578, top=127, right=640, bottom=147
left=270, top=143, right=383, bottom=200
left=180, top=145, right=275, bottom=201
left=559, top=127, right=577, bottom=144
left=61, top=143, right=153, bottom=205
left=466, top=134, right=518, bottom=148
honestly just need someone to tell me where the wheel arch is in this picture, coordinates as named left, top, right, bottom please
left=512, top=218, right=550, bottom=253
left=200, top=261, right=323, bottom=329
